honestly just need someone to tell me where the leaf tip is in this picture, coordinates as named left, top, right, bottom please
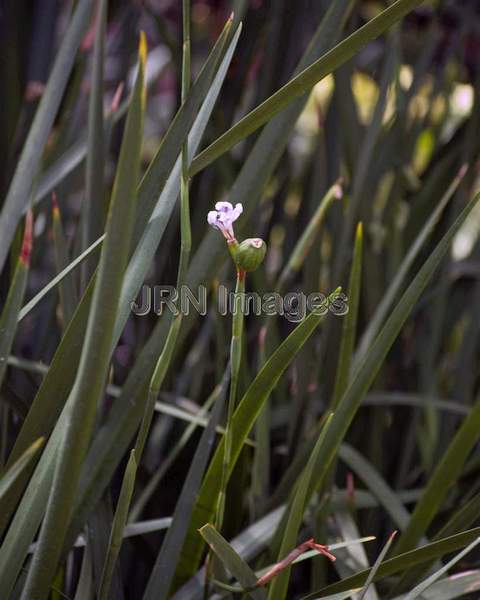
left=109, top=82, right=125, bottom=114
left=258, top=325, right=267, bottom=351
left=51, top=192, right=60, bottom=219
left=33, top=436, right=45, bottom=451
left=20, top=209, right=33, bottom=267
left=356, top=221, right=363, bottom=239
left=457, top=163, right=469, bottom=181
left=333, top=180, right=343, bottom=200
left=139, top=31, right=148, bottom=68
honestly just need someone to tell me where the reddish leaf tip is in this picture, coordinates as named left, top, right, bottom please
left=333, top=183, right=343, bottom=200
left=25, top=81, right=46, bottom=102
left=457, top=163, right=469, bottom=180
left=258, top=326, right=267, bottom=350
left=110, top=82, right=125, bottom=114
left=20, top=210, right=33, bottom=266
left=347, top=471, right=355, bottom=503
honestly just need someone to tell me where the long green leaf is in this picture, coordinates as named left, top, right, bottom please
left=59, top=24, right=242, bottom=563
left=98, top=450, right=137, bottom=600
left=199, top=524, right=266, bottom=600
left=338, top=444, right=410, bottom=531
left=358, top=531, right=397, bottom=600
left=396, top=488, right=480, bottom=593
left=52, top=196, right=77, bottom=325
left=112, top=24, right=241, bottom=344
left=332, top=222, right=363, bottom=407
left=267, top=414, right=334, bottom=600
left=0, top=211, right=32, bottom=390
left=81, top=0, right=107, bottom=285
left=0, top=0, right=94, bottom=274
left=0, top=438, right=44, bottom=504
left=402, top=537, right=480, bottom=600
left=393, top=392, right=480, bottom=556
left=143, top=372, right=227, bottom=600
left=74, top=543, right=94, bottom=600
left=168, top=0, right=355, bottom=361
left=354, top=164, right=468, bottom=367
left=364, top=392, right=470, bottom=416
left=0, top=419, right=62, bottom=596
left=174, top=289, right=340, bottom=588
left=3, top=16, right=238, bottom=523
left=393, top=570, right=480, bottom=600
left=304, top=592, right=362, bottom=600
left=302, top=527, right=480, bottom=598
left=277, top=182, right=343, bottom=292
left=129, top=390, right=218, bottom=522
left=294, top=192, right=480, bottom=530
left=189, top=0, right=425, bottom=176
left=18, top=234, right=104, bottom=322
left=19, top=33, right=146, bottom=600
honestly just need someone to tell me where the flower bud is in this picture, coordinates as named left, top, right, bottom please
left=234, top=238, right=266, bottom=272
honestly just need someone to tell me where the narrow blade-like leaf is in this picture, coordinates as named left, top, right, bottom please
left=0, top=438, right=44, bottom=504
left=0, top=0, right=94, bottom=273
left=0, top=211, right=33, bottom=390
left=199, top=524, right=266, bottom=600
left=97, top=450, right=137, bottom=600
left=303, top=527, right=480, bottom=598
left=19, top=33, right=147, bottom=600
left=174, top=289, right=340, bottom=587
left=190, top=0, right=425, bottom=175
left=358, top=531, right=397, bottom=600
left=143, top=373, right=227, bottom=600
left=402, top=537, right=480, bottom=600
left=267, top=415, right=334, bottom=600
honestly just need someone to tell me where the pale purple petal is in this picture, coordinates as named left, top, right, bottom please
left=207, top=211, right=220, bottom=228
left=231, top=203, right=243, bottom=221
left=207, top=201, right=243, bottom=242
left=215, top=201, right=233, bottom=212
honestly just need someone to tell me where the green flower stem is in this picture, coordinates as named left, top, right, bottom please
left=101, top=8, right=192, bottom=596
left=215, top=267, right=246, bottom=531
left=134, top=0, right=192, bottom=464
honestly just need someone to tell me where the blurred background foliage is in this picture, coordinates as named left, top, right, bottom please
left=2, top=0, right=480, bottom=598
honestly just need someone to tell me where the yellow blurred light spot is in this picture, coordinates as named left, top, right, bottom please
left=413, top=128, right=435, bottom=174
left=352, top=72, right=379, bottom=124
left=408, top=75, right=434, bottom=121
left=296, top=76, right=334, bottom=136
left=383, top=83, right=396, bottom=124
left=430, top=94, right=447, bottom=125
left=313, top=75, right=335, bottom=107
left=399, top=65, right=413, bottom=91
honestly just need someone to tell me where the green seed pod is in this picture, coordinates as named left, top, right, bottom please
left=234, top=238, right=267, bottom=272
